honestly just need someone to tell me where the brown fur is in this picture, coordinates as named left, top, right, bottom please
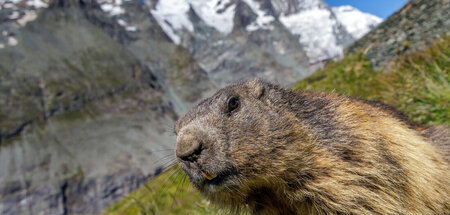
left=175, top=79, right=450, bottom=215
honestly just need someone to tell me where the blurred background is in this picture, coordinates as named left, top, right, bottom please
left=0, top=0, right=448, bottom=214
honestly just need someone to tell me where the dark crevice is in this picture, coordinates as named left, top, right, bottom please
left=0, top=120, right=33, bottom=145
left=61, top=181, right=69, bottom=215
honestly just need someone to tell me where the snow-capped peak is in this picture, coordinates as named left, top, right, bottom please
left=150, top=0, right=194, bottom=45
left=1, top=0, right=382, bottom=63
left=150, top=0, right=236, bottom=44
left=332, top=5, right=383, bottom=39
left=242, top=0, right=275, bottom=31
left=188, top=0, right=236, bottom=34
left=280, top=6, right=344, bottom=63
left=149, top=0, right=382, bottom=62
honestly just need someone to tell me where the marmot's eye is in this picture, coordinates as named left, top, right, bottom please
left=227, top=97, right=240, bottom=112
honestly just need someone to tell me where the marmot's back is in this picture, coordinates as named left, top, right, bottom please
left=360, top=98, right=450, bottom=162
left=175, top=79, right=450, bottom=215
left=421, top=125, right=450, bottom=162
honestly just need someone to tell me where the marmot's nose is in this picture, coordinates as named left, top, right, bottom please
left=176, top=131, right=203, bottom=163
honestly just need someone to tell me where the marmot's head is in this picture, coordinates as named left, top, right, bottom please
left=174, top=79, right=313, bottom=203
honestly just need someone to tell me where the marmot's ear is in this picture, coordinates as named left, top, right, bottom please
left=248, top=78, right=265, bottom=99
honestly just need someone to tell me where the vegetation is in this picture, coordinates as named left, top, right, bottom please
left=294, top=36, right=450, bottom=125
left=103, top=165, right=226, bottom=215
left=103, top=36, right=449, bottom=215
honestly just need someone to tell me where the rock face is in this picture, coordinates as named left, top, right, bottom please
left=347, top=0, right=450, bottom=68
left=0, top=0, right=382, bottom=214
left=0, top=1, right=216, bottom=214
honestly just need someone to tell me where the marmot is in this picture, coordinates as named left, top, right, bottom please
left=174, top=79, right=450, bottom=215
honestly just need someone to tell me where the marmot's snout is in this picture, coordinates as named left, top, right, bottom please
left=176, top=129, right=203, bottom=163
left=176, top=126, right=211, bottom=185
left=175, top=123, right=229, bottom=188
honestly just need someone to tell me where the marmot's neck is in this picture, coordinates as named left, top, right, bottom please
left=244, top=186, right=297, bottom=215
left=244, top=185, right=335, bottom=215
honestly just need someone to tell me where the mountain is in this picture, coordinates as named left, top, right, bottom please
left=148, top=0, right=382, bottom=85
left=0, top=0, right=382, bottom=214
left=0, top=1, right=216, bottom=214
left=1, top=0, right=383, bottom=86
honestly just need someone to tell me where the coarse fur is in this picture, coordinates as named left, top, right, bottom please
left=175, top=79, right=450, bottom=215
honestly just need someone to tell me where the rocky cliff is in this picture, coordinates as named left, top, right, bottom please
left=0, top=0, right=382, bottom=214
left=347, top=0, right=450, bottom=68
left=0, top=1, right=216, bottom=214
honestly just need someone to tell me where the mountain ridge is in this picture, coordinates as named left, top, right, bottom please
left=149, top=0, right=382, bottom=68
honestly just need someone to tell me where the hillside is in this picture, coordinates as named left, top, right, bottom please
left=346, top=0, right=450, bottom=68
left=0, top=1, right=216, bottom=214
left=295, top=36, right=449, bottom=125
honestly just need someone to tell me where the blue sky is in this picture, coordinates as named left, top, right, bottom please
left=325, top=0, right=409, bottom=19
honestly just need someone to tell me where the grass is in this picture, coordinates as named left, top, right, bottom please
left=103, top=36, right=450, bottom=215
left=294, top=36, right=450, bottom=125
left=103, top=166, right=225, bottom=215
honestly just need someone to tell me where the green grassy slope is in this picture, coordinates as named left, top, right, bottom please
left=294, top=36, right=450, bottom=125
left=103, top=36, right=449, bottom=215
left=103, top=166, right=226, bottom=215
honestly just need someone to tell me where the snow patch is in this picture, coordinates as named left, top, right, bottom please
left=188, top=0, right=236, bottom=34
left=151, top=0, right=193, bottom=32
left=95, top=1, right=138, bottom=31
left=26, top=0, right=48, bottom=8
left=8, top=10, right=19, bottom=19
left=294, top=0, right=324, bottom=10
left=242, top=0, right=275, bottom=31
left=8, top=36, right=17, bottom=46
left=0, top=0, right=48, bottom=9
left=0, top=43, right=4, bottom=49
left=117, top=19, right=127, bottom=26
left=2, top=3, right=15, bottom=8
left=271, top=0, right=325, bottom=16
left=117, top=19, right=137, bottom=32
left=0, top=0, right=47, bottom=27
left=0, top=0, right=22, bottom=8
left=151, top=0, right=194, bottom=44
left=332, top=5, right=382, bottom=39
left=280, top=7, right=343, bottom=62
left=125, top=26, right=137, bottom=32
left=151, top=0, right=237, bottom=44
left=97, top=0, right=125, bottom=16
left=17, top=10, right=38, bottom=26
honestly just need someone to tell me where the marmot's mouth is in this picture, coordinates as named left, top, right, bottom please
left=201, top=171, right=217, bottom=180
left=178, top=160, right=238, bottom=191
left=200, top=170, right=234, bottom=188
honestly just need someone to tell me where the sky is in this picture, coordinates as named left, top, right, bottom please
left=325, top=0, right=409, bottom=19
